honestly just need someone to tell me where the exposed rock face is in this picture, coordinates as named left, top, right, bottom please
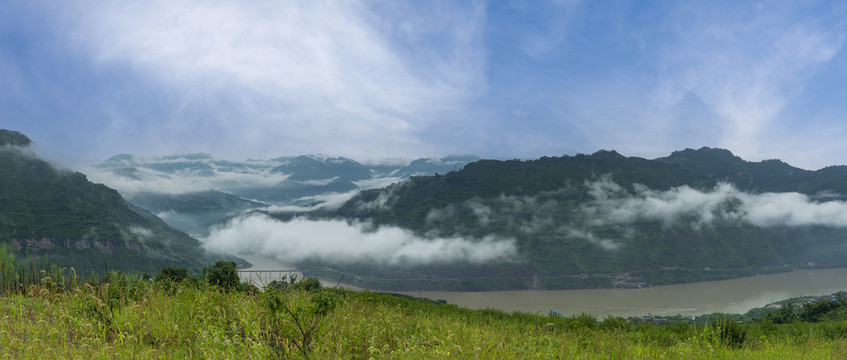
left=11, top=238, right=55, bottom=252
left=11, top=238, right=144, bottom=253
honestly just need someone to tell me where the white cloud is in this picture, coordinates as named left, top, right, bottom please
left=735, top=191, right=847, bottom=228
left=353, top=176, right=404, bottom=190
left=128, top=226, right=153, bottom=239
left=204, top=213, right=517, bottom=265
left=583, top=178, right=847, bottom=229
left=85, top=165, right=288, bottom=196
left=418, top=177, right=847, bottom=251
left=564, top=229, right=621, bottom=251
left=653, top=3, right=846, bottom=161
left=467, top=198, right=493, bottom=226
left=288, top=190, right=361, bottom=211
left=354, top=180, right=411, bottom=212
left=61, top=0, right=488, bottom=159
left=544, top=2, right=847, bottom=167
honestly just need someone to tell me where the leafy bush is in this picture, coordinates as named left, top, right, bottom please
left=799, top=298, right=847, bottom=322
left=570, top=312, right=597, bottom=330
left=762, top=304, right=796, bottom=324
left=203, top=261, right=239, bottom=291
left=154, top=267, right=190, bottom=283
left=298, top=277, right=322, bottom=292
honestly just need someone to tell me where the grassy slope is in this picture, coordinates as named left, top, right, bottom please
left=2, top=280, right=846, bottom=359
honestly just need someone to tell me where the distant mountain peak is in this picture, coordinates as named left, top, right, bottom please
left=0, top=129, right=33, bottom=147
left=160, top=153, right=214, bottom=161
left=663, top=147, right=741, bottom=161
left=98, top=154, right=137, bottom=168
left=590, top=149, right=625, bottom=159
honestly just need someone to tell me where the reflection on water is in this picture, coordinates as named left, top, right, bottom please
left=398, top=268, right=847, bottom=317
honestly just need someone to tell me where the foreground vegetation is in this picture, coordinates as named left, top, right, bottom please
left=1, top=256, right=846, bottom=358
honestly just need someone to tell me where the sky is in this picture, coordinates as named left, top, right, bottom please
left=2, top=1, right=847, bottom=170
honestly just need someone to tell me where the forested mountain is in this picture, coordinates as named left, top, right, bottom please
left=299, top=148, right=847, bottom=290
left=0, top=130, right=220, bottom=273
left=126, top=190, right=265, bottom=236
left=92, top=153, right=479, bottom=235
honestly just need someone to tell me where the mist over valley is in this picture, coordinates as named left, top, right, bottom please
left=74, top=144, right=847, bottom=294
left=7, top=2, right=847, bottom=355
left=5, top=127, right=847, bottom=317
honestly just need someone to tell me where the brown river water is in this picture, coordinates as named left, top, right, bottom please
left=397, top=268, right=847, bottom=317
left=238, top=253, right=847, bottom=317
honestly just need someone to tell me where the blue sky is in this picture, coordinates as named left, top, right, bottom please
left=2, top=1, right=847, bottom=169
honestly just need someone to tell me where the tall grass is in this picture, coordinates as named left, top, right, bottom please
left=0, top=245, right=84, bottom=295
left=1, top=253, right=847, bottom=359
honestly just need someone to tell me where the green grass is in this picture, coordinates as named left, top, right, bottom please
left=2, top=271, right=847, bottom=359
left=1, top=249, right=846, bottom=359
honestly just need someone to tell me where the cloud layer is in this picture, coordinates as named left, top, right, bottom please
left=58, top=0, right=488, bottom=159
left=3, top=2, right=847, bottom=169
left=204, top=214, right=517, bottom=266
left=584, top=179, right=847, bottom=229
left=420, top=177, right=847, bottom=251
left=86, top=165, right=289, bottom=196
left=200, top=175, right=847, bottom=266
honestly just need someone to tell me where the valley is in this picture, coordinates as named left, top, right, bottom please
left=85, top=144, right=847, bottom=293
left=6, top=127, right=847, bottom=296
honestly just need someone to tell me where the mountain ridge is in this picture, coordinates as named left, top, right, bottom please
left=91, top=152, right=482, bottom=235
left=0, top=130, right=228, bottom=273
left=293, top=147, right=847, bottom=290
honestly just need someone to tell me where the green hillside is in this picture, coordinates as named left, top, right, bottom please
left=313, top=148, right=847, bottom=290
left=0, top=129, right=221, bottom=273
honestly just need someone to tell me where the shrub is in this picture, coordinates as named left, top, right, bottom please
left=570, top=312, right=597, bottom=330
left=298, top=277, right=322, bottom=292
left=154, top=267, right=190, bottom=283
left=203, top=261, right=239, bottom=291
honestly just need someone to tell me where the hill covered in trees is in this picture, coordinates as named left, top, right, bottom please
left=289, top=148, right=847, bottom=290
left=0, top=129, right=224, bottom=273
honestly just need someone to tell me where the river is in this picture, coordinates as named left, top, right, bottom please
left=398, top=268, right=847, bottom=317
left=236, top=253, right=847, bottom=316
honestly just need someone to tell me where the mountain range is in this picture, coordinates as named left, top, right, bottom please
left=7, top=125, right=847, bottom=291
left=0, top=130, right=227, bottom=273
left=289, top=148, right=847, bottom=290
left=91, top=153, right=480, bottom=235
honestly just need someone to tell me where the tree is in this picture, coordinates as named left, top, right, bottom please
left=204, top=261, right=239, bottom=291
left=155, top=267, right=190, bottom=283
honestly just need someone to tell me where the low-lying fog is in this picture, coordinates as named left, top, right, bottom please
left=205, top=178, right=847, bottom=267
left=205, top=214, right=518, bottom=265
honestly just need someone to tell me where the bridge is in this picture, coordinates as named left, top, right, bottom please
left=237, top=269, right=302, bottom=287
